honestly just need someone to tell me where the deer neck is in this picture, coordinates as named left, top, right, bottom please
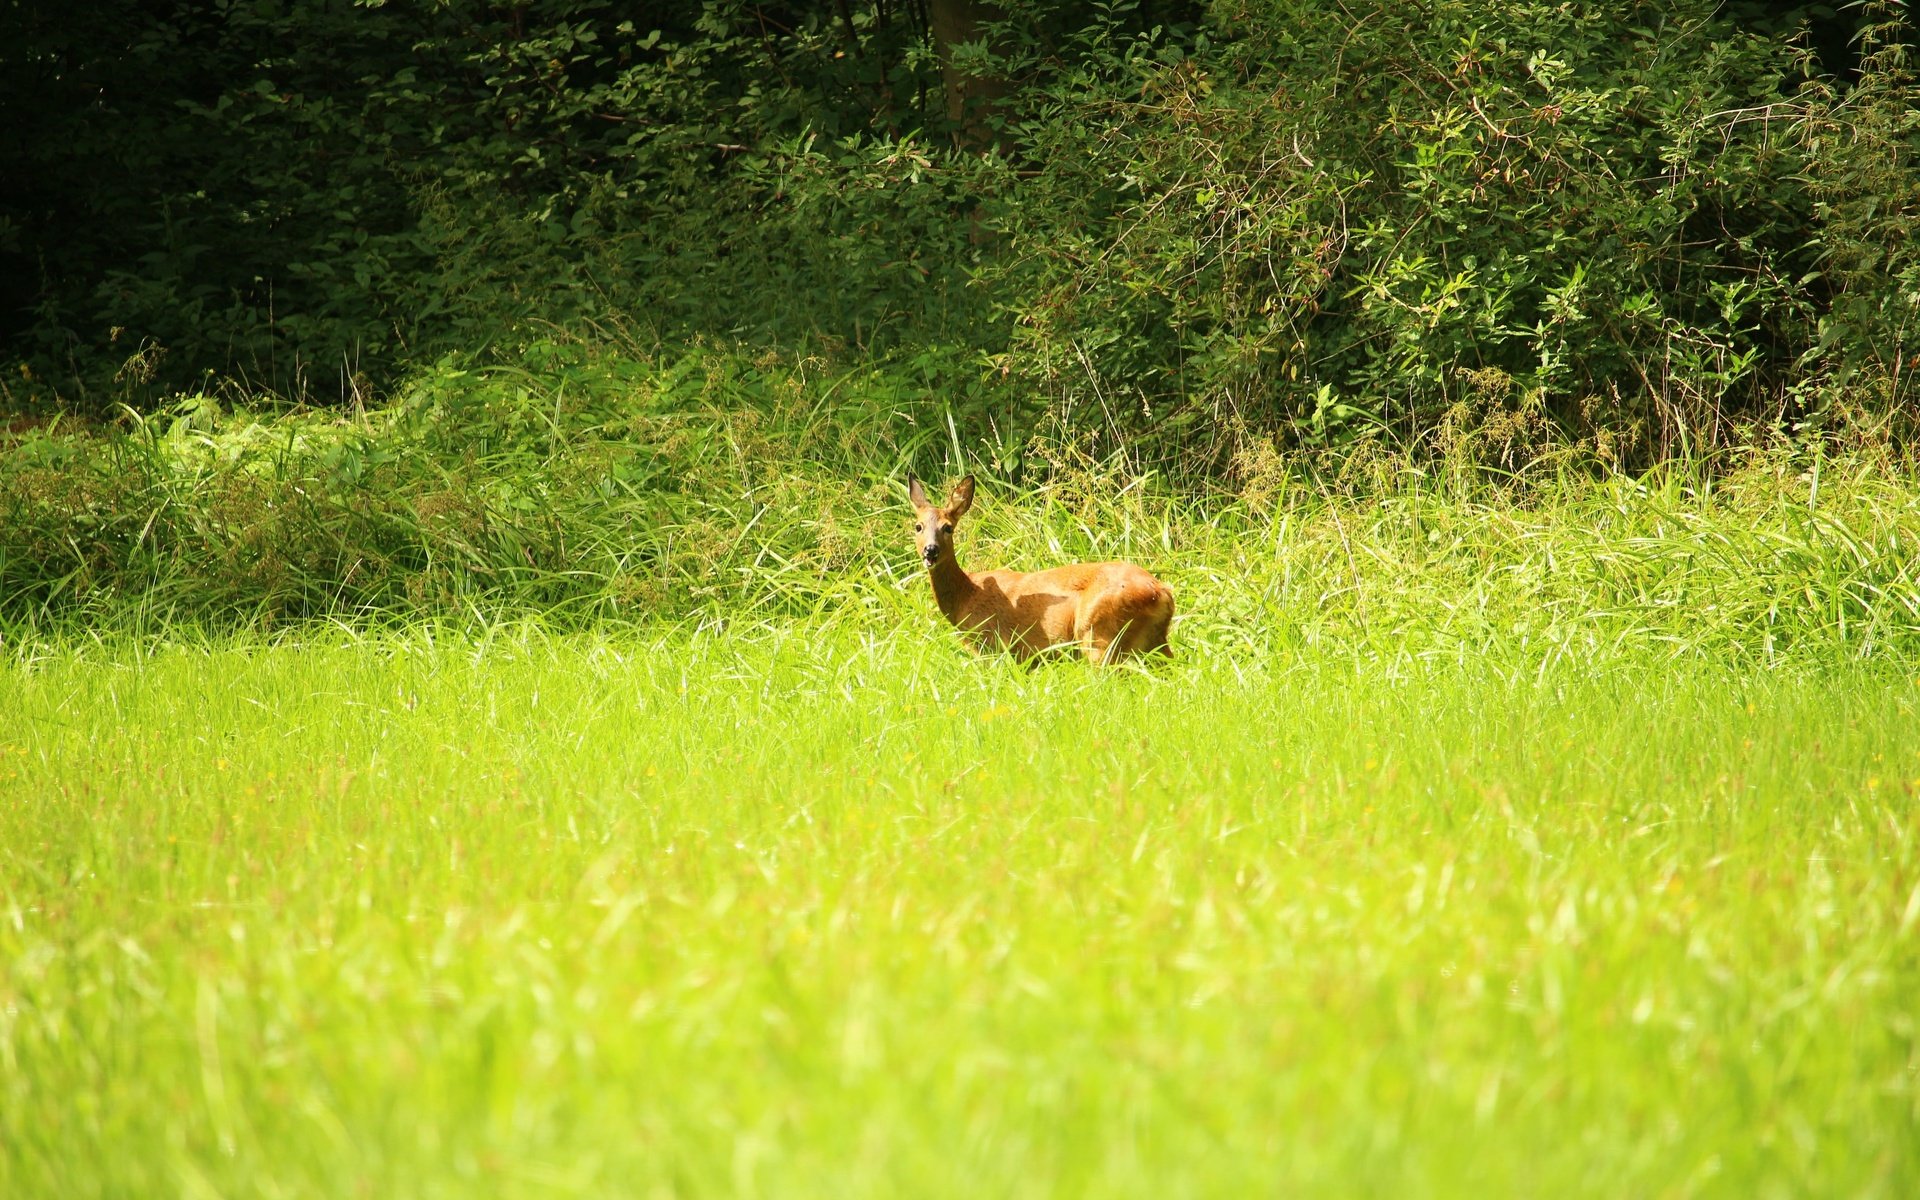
left=927, top=549, right=976, bottom=624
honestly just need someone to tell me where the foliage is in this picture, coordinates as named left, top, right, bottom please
left=1790, top=6, right=1920, bottom=428
left=980, top=1, right=1900, bottom=468
left=13, top=0, right=1917, bottom=475
left=4, top=339, right=1918, bottom=660
left=0, top=0, right=988, bottom=402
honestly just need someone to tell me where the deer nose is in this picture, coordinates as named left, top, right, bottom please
left=923, top=544, right=941, bottom=565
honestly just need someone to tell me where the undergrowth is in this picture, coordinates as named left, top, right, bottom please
left=3, top=338, right=1918, bottom=664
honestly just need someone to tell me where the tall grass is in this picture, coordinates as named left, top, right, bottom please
left=2, top=625, right=1916, bottom=1197
left=4, top=340, right=1919, bottom=664
left=5, top=341, right=1918, bottom=1195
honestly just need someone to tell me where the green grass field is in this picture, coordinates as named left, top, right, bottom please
left=4, top=615, right=1917, bottom=1197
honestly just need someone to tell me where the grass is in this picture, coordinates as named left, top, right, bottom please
left=3, top=621, right=1918, bottom=1198
left=7, top=339, right=1920, bottom=659
left=5, top=343, right=1920, bottom=1194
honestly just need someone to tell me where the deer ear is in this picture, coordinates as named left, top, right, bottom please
left=908, top=476, right=929, bottom=507
left=947, top=475, right=975, bottom=519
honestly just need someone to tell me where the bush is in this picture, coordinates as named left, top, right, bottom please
left=6, top=1, right=1919, bottom=475
left=982, top=0, right=1899, bottom=471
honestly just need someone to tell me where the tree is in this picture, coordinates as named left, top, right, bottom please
left=927, top=0, right=1007, bottom=151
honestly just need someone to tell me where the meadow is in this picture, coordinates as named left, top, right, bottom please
left=4, top=463, right=1920, bottom=1198
left=12, top=2, right=1920, bottom=1193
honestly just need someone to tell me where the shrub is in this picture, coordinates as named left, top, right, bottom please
left=982, top=0, right=1878, bottom=471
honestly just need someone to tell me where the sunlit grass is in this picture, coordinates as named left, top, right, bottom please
left=3, top=622, right=1916, bottom=1197
left=8, top=341, right=1920, bottom=665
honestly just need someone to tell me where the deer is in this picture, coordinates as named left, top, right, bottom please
left=908, top=475, right=1174, bottom=664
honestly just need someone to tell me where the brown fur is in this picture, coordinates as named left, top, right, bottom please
left=909, top=475, right=1174, bottom=664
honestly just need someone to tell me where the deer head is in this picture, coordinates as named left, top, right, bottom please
left=908, top=475, right=974, bottom=567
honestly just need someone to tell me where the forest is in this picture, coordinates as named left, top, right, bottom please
left=2, top=3, right=1918, bottom=1197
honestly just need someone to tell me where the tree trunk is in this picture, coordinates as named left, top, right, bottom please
left=926, top=0, right=1006, bottom=152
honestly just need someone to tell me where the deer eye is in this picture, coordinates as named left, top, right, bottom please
left=941, top=524, right=953, bottom=535
left=914, top=523, right=923, bottom=533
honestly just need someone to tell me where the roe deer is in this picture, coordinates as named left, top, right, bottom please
left=908, top=475, right=1174, bottom=664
